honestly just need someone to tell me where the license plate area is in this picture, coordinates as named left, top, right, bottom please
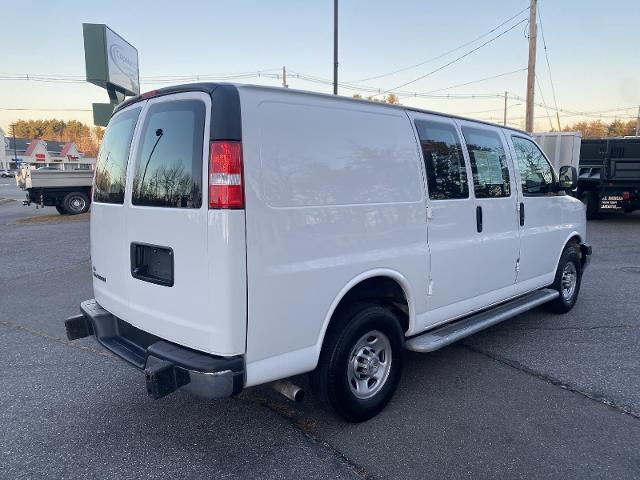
left=130, top=243, right=174, bottom=287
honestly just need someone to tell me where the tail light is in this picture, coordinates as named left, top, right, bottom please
left=622, top=191, right=630, bottom=201
left=209, top=141, right=243, bottom=209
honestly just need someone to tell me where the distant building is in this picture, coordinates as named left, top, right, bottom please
left=0, top=131, right=95, bottom=171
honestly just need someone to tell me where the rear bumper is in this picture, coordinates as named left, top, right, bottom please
left=65, top=299, right=244, bottom=399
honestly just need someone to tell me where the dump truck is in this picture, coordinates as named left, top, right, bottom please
left=16, top=167, right=93, bottom=215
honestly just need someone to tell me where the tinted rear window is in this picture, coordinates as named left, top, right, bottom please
left=93, top=107, right=141, bottom=204
left=132, top=100, right=205, bottom=208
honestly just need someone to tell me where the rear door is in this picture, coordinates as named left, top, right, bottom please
left=124, top=92, right=212, bottom=352
left=91, top=104, right=144, bottom=322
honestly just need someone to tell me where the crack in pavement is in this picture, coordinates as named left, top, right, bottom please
left=463, top=343, right=640, bottom=420
left=239, top=390, right=375, bottom=480
left=4, top=258, right=90, bottom=282
left=513, top=324, right=639, bottom=332
left=0, top=318, right=115, bottom=360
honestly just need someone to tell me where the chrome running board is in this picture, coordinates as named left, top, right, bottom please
left=405, top=288, right=559, bottom=353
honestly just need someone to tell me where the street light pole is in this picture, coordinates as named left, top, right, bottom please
left=504, top=91, right=508, bottom=126
left=333, top=0, right=338, bottom=95
left=11, top=123, right=18, bottom=168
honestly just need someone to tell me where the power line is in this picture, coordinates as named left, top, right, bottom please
left=535, top=73, right=555, bottom=130
left=399, top=68, right=527, bottom=97
left=372, top=18, right=529, bottom=97
left=350, top=5, right=530, bottom=83
left=537, top=3, right=561, bottom=129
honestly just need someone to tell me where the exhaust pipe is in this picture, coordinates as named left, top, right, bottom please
left=272, top=380, right=305, bottom=402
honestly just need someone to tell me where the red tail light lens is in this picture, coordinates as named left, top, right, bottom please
left=209, top=141, right=243, bottom=209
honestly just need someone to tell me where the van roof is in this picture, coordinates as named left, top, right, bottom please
left=114, top=82, right=530, bottom=136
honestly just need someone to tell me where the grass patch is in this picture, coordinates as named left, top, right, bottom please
left=16, top=212, right=90, bottom=224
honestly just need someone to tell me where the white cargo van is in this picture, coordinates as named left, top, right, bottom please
left=65, top=83, right=591, bottom=422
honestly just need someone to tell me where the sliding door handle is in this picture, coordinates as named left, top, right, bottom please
left=519, top=202, right=525, bottom=226
left=476, top=206, right=483, bottom=233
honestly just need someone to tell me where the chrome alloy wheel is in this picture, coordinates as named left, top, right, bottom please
left=347, top=330, right=392, bottom=400
left=561, top=262, right=578, bottom=300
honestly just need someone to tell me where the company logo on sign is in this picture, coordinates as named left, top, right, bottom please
left=109, top=44, right=137, bottom=82
left=35, top=153, right=46, bottom=161
left=67, top=155, right=79, bottom=161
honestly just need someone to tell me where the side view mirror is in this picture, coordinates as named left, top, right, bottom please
left=558, top=165, right=578, bottom=191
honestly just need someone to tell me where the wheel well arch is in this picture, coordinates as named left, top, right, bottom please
left=554, top=233, right=584, bottom=272
left=314, top=271, right=413, bottom=363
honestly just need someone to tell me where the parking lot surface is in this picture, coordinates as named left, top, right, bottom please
left=1, top=181, right=639, bottom=479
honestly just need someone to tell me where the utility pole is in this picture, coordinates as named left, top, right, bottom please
left=525, top=0, right=537, bottom=133
left=636, top=105, right=640, bottom=137
left=282, top=66, right=288, bottom=88
left=503, top=91, right=508, bottom=126
left=333, top=0, right=338, bottom=95
left=11, top=123, right=18, bottom=168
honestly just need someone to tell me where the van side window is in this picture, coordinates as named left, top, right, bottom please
left=132, top=100, right=205, bottom=208
left=462, top=127, right=511, bottom=198
left=511, top=136, right=555, bottom=196
left=414, top=120, right=469, bottom=200
left=93, top=107, right=141, bottom=204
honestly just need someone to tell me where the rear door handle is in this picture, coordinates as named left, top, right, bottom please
left=519, top=202, right=525, bottom=226
left=476, top=206, right=483, bottom=233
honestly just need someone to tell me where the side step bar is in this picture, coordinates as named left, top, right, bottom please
left=406, top=288, right=559, bottom=353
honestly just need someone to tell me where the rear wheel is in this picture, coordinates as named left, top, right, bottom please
left=62, top=192, right=90, bottom=215
left=545, top=244, right=582, bottom=314
left=311, top=303, right=404, bottom=422
left=581, top=190, right=600, bottom=220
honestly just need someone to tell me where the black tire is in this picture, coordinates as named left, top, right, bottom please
left=62, top=192, right=90, bottom=215
left=544, top=244, right=582, bottom=314
left=55, top=205, right=68, bottom=215
left=311, top=302, right=404, bottom=422
left=582, top=190, right=600, bottom=220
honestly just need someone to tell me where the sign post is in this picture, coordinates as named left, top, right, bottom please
left=82, top=24, right=140, bottom=126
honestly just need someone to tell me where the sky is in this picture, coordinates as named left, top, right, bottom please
left=1, top=0, right=639, bottom=133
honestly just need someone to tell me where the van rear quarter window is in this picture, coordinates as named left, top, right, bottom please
left=93, top=107, right=141, bottom=204
left=258, top=102, right=423, bottom=207
left=461, top=126, right=511, bottom=198
left=132, top=100, right=205, bottom=208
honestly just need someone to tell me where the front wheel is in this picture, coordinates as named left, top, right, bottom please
left=545, top=244, right=582, bottom=314
left=311, top=303, right=404, bottom=422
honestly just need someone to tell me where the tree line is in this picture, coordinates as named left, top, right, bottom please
left=561, top=119, right=637, bottom=139
left=10, top=119, right=105, bottom=157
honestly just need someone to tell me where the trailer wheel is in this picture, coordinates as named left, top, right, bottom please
left=55, top=205, right=68, bottom=215
left=62, top=192, right=90, bottom=215
left=581, top=191, right=600, bottom=220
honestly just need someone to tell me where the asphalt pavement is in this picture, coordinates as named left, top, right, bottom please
left=1, top=180, right=639, bottom=479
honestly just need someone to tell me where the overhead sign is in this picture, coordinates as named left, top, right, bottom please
left=83, top=23, right=140, bottom=96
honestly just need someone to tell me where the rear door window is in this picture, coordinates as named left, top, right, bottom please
left=132, top=100, right=205, bottom=208
left=462, top=126, right=511, bottom=198
left=415, top=119, right=469, bottom=200
left=93, top=107, right=141, bottom=204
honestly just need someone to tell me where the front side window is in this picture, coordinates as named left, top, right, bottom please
left=462, top=127, right=511, bottom=198
left=93, top=107, right=141, bottom=204
left=512, top=136, right=555, bottom=195
left=415, top=119, right=469, bottom=200
left=132, top=100, right=205, bottom=208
